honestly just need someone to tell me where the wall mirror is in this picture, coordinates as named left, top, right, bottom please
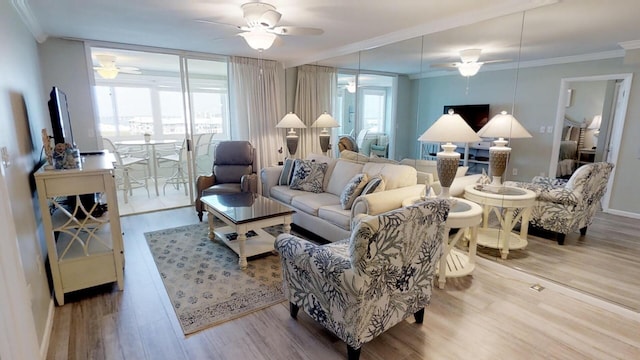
left=312, top=6, right=639, bottom=312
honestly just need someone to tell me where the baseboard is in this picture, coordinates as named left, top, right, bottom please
left=605, top=208, right=640, bottom=219
left=39, top=299, right=55, bottom=359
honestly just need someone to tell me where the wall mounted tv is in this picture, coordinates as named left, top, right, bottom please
left=48, top=86, right=75, bottom=146
left=443, top=104, right=490, bottom=133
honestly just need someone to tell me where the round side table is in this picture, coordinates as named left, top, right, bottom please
left=403, top=197, right=483, bottom=289
left=463, top=184, right=536, bottom=260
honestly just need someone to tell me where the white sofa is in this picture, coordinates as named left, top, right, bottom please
left=260, top=154, right=424, bottom=242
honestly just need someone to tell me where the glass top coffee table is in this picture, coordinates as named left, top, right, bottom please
left=200, top=193, right=295, bottom=269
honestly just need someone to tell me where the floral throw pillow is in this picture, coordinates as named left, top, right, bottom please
left=289, top=159, right=328, bottom=193
left=340, top=173, right=369, bottom=209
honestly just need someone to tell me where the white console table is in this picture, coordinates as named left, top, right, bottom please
left=35, top=154, right=124, bottom=305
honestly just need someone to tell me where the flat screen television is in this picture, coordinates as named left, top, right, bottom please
left=48, top=86, right=75, bottom=146
left=443, top=104, right=490, bottom=133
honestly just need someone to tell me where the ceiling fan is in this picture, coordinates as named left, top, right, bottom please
left=93, top=54, right=141, bottom=79
left=431, top=49, right=509, bottom=77
left=197, top=1, right=324, bottom=51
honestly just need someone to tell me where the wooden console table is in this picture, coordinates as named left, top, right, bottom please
left=35, top=154, right=124, bottom=305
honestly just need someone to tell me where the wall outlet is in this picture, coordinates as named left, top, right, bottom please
left=539, top=126, right=545, bottom=133
left=546, top=126, right=554, bottom=133
left=1, top=146, right=9, bottom=168
left=512, top=168, right=518, bottom=176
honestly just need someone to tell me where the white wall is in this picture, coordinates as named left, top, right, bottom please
left=410, top=58, right=640, bottom=215
left=1, top=0, right=54, bottom=348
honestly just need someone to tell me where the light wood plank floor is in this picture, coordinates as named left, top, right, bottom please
left=46, top=207, right=640, bottom=360
left=478, top=211, right=640, bottom=311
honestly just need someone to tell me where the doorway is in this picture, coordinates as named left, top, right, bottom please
left=549, top=73, right=633, bottom=211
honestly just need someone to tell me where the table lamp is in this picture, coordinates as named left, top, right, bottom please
left=418, top=109, right=482, bottom=198
left=312, top=112, right=340, bottom=154
left=588, top=114, right=602, bottom=146
left=276, top=112, right=306, bottom=157
left=477, top=110, right=532, bottom=186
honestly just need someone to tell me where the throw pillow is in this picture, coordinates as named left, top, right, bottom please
left=289, top=159, right=328, bottom=193
left=361, top=175, right=386, bottom=195
left=340, top=173, right=369, bottom=210
left=278, top=158, right=295, bottom=186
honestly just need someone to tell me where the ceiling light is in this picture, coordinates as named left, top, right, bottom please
left=96, top=67, right=119, bottom=79
left=346, top=81, right=356, bottom=93
left=458, top=62, right=481, bottom=77
left=239, top=29, right=277, bottom=51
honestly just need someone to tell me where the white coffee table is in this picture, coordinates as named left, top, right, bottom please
left=201, top=193, right=294, bottom=269
left=403, top=197, right=483, bottom=289
left=464, top=184, right=536, bottom=259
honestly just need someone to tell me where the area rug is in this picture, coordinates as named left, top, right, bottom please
left=145, top=222, right=289, bottom=335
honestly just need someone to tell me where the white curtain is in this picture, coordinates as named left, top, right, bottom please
left=294, top=64, right=337, bottom=158
left=229, top=56, right=284, bottom=185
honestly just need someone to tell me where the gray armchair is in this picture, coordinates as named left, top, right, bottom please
left=195, top=141, right=258, bottom=221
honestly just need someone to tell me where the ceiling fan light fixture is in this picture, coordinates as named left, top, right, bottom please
left=240, top=29, right=277, bottom=50
left=458, top=62, right=481, bottom=77
left=96, top=67, right=119, bottom=79
left=346, top=81, right=356, bottom=93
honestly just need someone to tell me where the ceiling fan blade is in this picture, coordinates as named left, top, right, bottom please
left=430, top=62, right=461, bottom=69
left=271, top=26, right=323, bottom=36
left=119, top=69, right=142, bottom=75
left=194, top=18, right=241, bottom=30
left=482, top=59, right=511, bottom=64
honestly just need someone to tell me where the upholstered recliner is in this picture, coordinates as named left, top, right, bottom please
left=504, top=162, right=614, bottom=245
left=195, top=141, right=258, bottom=221
left=274, top=199, right=450, bottom=360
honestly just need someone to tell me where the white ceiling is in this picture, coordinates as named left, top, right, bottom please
left=19, top=0, right=640, bottom=74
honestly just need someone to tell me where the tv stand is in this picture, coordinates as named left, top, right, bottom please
left=34, top=153, right=124, bottom=305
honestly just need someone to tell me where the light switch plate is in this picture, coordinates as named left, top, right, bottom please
left=1, top=146, right=10, bottom=168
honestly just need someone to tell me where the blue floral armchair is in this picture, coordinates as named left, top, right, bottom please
left=274, top=199, right=450, bottom=360
left=504, top=162, right=613, bottom=245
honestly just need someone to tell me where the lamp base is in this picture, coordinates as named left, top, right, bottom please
left=436, top=149, right=460, bottom=198
left=489, top=145, right=510, bottom=185
left=286, top=135, right=299, bottom=157
left=319, top=134, right=330, bottom=154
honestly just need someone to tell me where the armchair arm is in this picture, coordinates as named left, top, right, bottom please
left=241, top=173, right=258, bottom=193
left=531, top=176, right=568, bottom=188
left=351, top=184, right=424, bottom=219
left=537, top=187, right=581, bottom=206
left=275, top=234, right=363, bottom=295
left=260, top=165, right=284, bottom=197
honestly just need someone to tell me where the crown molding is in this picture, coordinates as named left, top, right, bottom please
left=409, top=50, right=624, bottom=79
left=284, top=0, right=558, bottom=69
left=11, top=0, right=47, bottom=43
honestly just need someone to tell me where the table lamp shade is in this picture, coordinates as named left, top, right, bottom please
left=312, top=112, right=340, bottom=154
left=277, top=113, right=306, bottom=156
left=477, top=111, right=532, bottom=185
left=418, top=109, right=481, bottom=198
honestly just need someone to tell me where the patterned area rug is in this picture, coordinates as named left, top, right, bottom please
left=145, top=222, right=290, bottom=335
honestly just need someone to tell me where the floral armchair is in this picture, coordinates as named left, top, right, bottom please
left=274, top=199, right=450, bottom=360
left=504, top=162, right=613, bottom=245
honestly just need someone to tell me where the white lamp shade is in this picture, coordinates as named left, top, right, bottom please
left=477, top=111, right=532, bottom=139
left=458, top=62, right=482, bottom=77
left=588, top=115, right=602, bottom=130
left=239, top=30, right=277, bottom=51
left=277, top=113, right=306, bottom=129
left=418, top=109, right=482, bottom=143
left=313, top=112, right=340, bottom=128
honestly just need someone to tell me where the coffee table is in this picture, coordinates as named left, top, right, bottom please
left=200, top=193, right=295, bottom=269
left=464, top=184, right=536, bottom=259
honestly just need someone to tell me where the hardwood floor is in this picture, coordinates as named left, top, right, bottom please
left=46, top=207, right=640, bottom=360
left=479, top=211, right=640, bottom=311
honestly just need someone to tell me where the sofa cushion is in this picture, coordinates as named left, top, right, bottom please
left=326, top=160, right=365, bottom=197
left=278, top=158, right=295, bottom=186
left=318, top=205, right=352, bottom=230
left=291, top=193, right=340, bottom=216
left=270, top=185, right=308, bottom=204
left=290, top=159, right=328, bottom=193
left=340, top=173, right=369, bottom=210
left=362, top=163, right=417, bottom=190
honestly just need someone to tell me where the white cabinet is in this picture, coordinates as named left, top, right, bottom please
left=35, top=154, right=124, bottom=305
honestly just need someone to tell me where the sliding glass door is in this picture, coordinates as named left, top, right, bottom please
left=90, top=46, right=229, bottom=215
